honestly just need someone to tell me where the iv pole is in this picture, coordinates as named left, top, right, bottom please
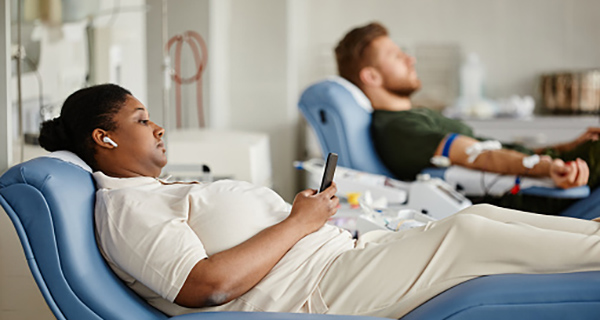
left=15, top=0, right=23, bottom=162
left=161, top=0, right=170, bottom=148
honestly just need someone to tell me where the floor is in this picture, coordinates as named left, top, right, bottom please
left=0, top=207, right=54, bottom=320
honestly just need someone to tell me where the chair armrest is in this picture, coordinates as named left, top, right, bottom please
left=520, top=185, right=589, bottom=198
left=422, top=166, right=590, bottom=199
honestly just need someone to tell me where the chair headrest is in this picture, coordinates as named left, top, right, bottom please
left=44, top=150, right=93, bottom=173
left=298, top=76, right=396, bottom=177
left=325, top=76, right=373, bottom=113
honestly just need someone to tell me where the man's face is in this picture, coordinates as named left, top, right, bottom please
left=366, top=36, right=421, bottom=96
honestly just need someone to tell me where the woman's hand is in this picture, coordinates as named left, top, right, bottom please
left=550, top=158, right=589, bottom=189
left=287, top=182, right=339, bottom=235
left=176, top=182, right=339, bottom=308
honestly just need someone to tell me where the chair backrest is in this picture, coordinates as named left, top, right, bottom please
left=298, top=77, right=396, bottom=177
left=0, top=157, right=167, bottom=320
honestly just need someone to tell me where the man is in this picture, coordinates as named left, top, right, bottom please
left=334, top=22, right=600, bottom=214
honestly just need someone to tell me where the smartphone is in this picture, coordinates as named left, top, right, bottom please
left=319, top=153, right=338, bottom=193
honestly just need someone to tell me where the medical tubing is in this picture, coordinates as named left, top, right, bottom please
left=479, top=149, right=503, bottom=197
left=166, top=31, right=208, bottom=128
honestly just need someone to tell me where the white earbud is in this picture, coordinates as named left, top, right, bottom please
left=103, top=136, right=118, bottom=147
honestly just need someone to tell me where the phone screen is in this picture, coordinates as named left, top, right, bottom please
left=319, top=153, right=338, bottom=193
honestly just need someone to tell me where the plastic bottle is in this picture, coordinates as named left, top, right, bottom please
left=460, top=53, right=485, bottom=111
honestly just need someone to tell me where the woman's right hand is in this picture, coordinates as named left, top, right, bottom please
left=287, top=182, right=339, bottom=235
left=177, top=182, right=339, bottom=308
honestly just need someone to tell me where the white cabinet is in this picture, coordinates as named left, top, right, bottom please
left=462, top=116, right=599, bottom=148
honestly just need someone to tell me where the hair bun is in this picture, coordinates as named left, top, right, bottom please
left=38, top=117, right=71, bottom=152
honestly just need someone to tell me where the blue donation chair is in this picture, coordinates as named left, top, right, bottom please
left=298, top=76, right=591, bottom=203
left=0, top=155, right=381, bottom=320
left=296, top=77, right=600, bottom=319
left=2, top=154, right=600, bottom=319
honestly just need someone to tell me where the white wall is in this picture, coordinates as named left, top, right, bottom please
left=145, top=0, right=209, bottom=129
left=294, top=0, right=600, bottom=101
left=227, top=0, right=298, bottom=199
left=293, top=0, right=600, bottom=158
left=147, top=0, right=300, bottom=200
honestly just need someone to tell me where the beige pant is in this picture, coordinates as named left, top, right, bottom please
left=319, top=204, right=600, bottom=319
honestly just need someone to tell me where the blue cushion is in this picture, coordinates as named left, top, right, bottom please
left=4, top=156, right=600, bottom=320
left=561, top=186, right=600, bottom=220
left=299, top=79, right=395, bottom=177
left=0, top=157, right=386, bottom=320
left=0, top=157, right=167, bottom=320
left=402, top=272, right=600, bottom=320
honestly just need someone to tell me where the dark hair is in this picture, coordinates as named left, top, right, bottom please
left=334, top=22, right=388, bottom=87
left=39, top=84, right=132, bottom=169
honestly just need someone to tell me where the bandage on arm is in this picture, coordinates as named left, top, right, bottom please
left=434, top=134, right=551, bottom=177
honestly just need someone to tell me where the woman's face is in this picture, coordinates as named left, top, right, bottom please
left=107, top=95, right=167, bottom=177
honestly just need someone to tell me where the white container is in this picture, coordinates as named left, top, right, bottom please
left=460, top=52, right=484, bottom=104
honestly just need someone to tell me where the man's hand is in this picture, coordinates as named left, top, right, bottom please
left=550, top=158, right=589, bottom=189
left=557, top=127, right=600, bottom=153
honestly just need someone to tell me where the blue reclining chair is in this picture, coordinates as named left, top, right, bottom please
left=3, top=154, right=600, bottom=319
left=298, top=77, right=591, bottom=203
left=0, top=154, right=382, bottom=320
left=296, top=77, right=600, bottom=319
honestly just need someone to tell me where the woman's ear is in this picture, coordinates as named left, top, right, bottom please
left=359, top=66, right=382, bottom=88
left=92, top=128, right=114, bottom=149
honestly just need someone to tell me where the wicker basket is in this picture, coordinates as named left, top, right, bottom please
left=541, top=69, right=600, bottom=114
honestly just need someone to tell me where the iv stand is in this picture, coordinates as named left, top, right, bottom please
left=161, top=0, right=170, bottom=149
left=15, top=0, right=23, bottom=162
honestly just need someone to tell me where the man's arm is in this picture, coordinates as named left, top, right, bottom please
left=174, top=183, right=340, bottom=308
left=434, top=134, right=589, bottom=189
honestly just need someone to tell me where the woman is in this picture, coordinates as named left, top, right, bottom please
left=39, top=84, right=600, bottom=319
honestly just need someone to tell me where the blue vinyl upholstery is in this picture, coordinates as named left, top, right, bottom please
left=0, top=156, right=381, bottom=320
left=402, top=272, right=600, bottom=319
left=298, top=78, right=590, bottom=199
left=298, top=78, right=395, bottom=177
left=298, top=78, right=600, bottom=319
left=3, top=157, right=600, bottom=319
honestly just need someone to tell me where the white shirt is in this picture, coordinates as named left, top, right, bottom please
left=93, top=172, right=355, bottom=315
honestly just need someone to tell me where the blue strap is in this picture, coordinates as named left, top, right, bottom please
left=442, top=133, right=459, bottom=158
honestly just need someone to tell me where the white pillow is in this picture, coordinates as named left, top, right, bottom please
left=326, top=76, right=373, bottom=113
left=44, top=150, right=93, bottom=173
